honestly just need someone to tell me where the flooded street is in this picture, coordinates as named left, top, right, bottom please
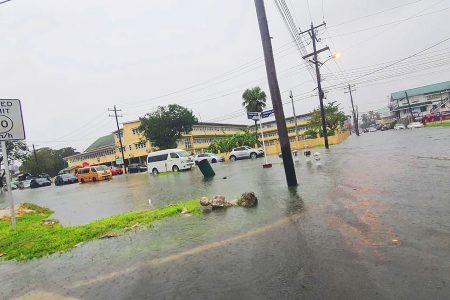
left=1, top=128, right=449, bottom=299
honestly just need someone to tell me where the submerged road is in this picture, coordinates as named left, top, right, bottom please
left=1, top=128, right=449, bottom=299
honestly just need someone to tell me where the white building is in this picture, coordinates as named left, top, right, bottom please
left=389, top=81, right=450, bottom=119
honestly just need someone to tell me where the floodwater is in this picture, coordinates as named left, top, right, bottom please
left=1, top=128, right=449, bottom=299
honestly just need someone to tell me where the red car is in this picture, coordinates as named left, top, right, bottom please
left=110, top=166, right=123, bottom=176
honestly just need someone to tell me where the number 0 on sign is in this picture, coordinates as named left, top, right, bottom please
left=0, top=99, right=26, bottom=141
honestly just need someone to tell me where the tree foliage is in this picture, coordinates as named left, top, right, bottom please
left=207, top=130, right=261, bottom=153
left=309, top=101, right=347, bottom=136
left=360, top=111, right=381, bottom=129
left=19, top=147, right=79, bottom=177
left=0, top=141, right=29, bottom=165
left=242, top=86, right=267, bottom=113
left=139, top=104, right=198, bottom=150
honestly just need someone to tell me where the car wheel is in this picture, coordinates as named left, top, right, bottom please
left=230, top=155, right=236, bottom=161
left=152, top=168, right=159, bottom=175
left=92, top=177, right=97, bottom=182
left=172, top=165, right=179, bottom=172
left=80, top=179, right=85, bottom=183
left=211, top=158, right=217, bottom=163
left=250, top=152, right=257, bottom=159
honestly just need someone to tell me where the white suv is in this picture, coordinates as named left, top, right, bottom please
left=229, top=146, right=264, bottom=161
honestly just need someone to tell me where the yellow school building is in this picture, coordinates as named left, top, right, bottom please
left=64, top=113, right=350, bottom=168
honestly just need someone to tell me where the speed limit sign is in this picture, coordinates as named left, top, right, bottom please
left=0, top=99, right=25, bottom=141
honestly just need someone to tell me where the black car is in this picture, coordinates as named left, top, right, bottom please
left=30, top=178, right=52, bottom=189
left=55, top=174, right=78, bottom=186
left=128, top=163, right=147, bottom=173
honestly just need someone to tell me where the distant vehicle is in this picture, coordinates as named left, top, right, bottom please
left=368, top=126, right=377, bottom=132
left=30, top=178, right=52, bottom=189
left=18, top=179, right=32, bottom=189
left=380, top=125, right=390, bottom=131
left=54, top=174, right=78, bottom=186
left=394, top=123, right=405, bottom=130
left=128, top=163, right=147, bottom=174
left=407, top=122, right=424, bottom=129
left=193, top=153, right=224, bottom=164
left=229, top=146, right=264, bottom=161
left=77, top=165, right=112, bottom=183
left=110, top=166, right=123, bottom=176
left=147, top=149, right=194, bottom=175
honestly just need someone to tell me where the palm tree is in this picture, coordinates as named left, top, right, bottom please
left=242, top=87, right=267, bottom=138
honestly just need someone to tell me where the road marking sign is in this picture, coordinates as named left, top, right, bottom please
left=0, top=99, right=25, bottom=141
left=247, top=112, right=260, bottom=121
left=261, top=109, right=274, bottom=119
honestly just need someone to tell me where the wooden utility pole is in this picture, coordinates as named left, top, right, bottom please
left=345, top=85, right=359, bottom=136
left=254, top=0, right=297, bottom=186
left=290, top=91, right=300, bottom=143
left=404, top=91, right=415, bottom=121
left=300, top=22, right=329, bottom=149
left=32, top=144, right=40, bottom=172
left=108, top=105, right=127, bottom=174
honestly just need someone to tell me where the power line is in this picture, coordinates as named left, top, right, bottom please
left=328, top=0, right=425, bottom=28
left=0, top=0, right=13, bottom=5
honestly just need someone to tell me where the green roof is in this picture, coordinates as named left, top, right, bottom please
left=391, top=81, right=450, bottom=100
left=85, top=134, right=114, bottom=152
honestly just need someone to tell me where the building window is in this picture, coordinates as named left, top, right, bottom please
left=184, top=138, right=192, bottom=149
left=135, top=142, right=146, bottom=149
left=132, top=128, right=140, bottom=135
left=118, top=146, right=125, bottom=153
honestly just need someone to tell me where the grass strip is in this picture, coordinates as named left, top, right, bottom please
left=425, top=121, right=450, bottom=128
left=0, top=201, right=201, bottom=261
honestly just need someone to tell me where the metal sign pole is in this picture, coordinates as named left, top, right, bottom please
left=1, top=141, right=16, bottom=229
left=259, top=113, right=268, bottom=165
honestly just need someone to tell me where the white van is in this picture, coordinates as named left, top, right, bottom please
left=147, top=149, right=194, bottom=175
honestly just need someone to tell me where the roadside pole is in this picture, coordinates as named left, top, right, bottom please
left=405, top=91, right=414, bottom=122
left=108, top=106, right=127, bottom=174
left=290, top=91, right=300, bottom=143
left=0, top=99, right=26, bottom=230
left=258, top=113, right=270, bottom=167
left=254, top=0, right=297, bottom=186
left=2, top=141, right=15, bottom=229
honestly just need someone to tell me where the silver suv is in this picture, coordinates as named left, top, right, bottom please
left=229, top=146, right=264, bottom=161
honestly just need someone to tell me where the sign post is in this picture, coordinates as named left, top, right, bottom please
left=259, top=109, right=274, bottom=168
left=0, top=99, right=26, bottom=230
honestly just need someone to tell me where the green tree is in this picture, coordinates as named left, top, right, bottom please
left=242, top=86, right=267, bottom=137
left=20, top=147, right=78, bottom=177
left=1, top=141, right=29, bottom=189
left=139, top=104, right=198, bottom=150
left=207, top=130, right=261, bottom=153
left=309, top=101, right=347, bottom=136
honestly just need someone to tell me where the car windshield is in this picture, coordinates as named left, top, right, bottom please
left=61, top=174, right=73, bottom=179
left=95, top=165, right=108, bottom=171
left=177, top=151, right=190, bottom=157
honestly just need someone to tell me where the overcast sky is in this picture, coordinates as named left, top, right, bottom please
left=1, top=0, right=449, bottom=151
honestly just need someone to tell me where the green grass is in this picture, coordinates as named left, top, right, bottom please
left=0, top=201, right=201, bottom=261
left=425, top=120, right=450, bottom=128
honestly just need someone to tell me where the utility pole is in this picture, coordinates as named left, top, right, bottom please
left=345, top=85, right=359, bottom=136
left=254, top=0, right=297, bottom=186
left=404, top=91, right=414, bottom=121
left=32, top=144, right=39, bottom=173
left=108, top=105, right=127, bottom=174
left=290, top=91, right=300, bottom=143
left=300, top=22, right=329, bottom=149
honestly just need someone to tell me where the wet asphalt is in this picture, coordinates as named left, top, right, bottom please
left=0, top=128, right=449, bottom=299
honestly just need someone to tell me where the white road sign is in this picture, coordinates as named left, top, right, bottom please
left=0, top=99, right=25, bottom=141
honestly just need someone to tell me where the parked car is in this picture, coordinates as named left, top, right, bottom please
left=77, top=165, right=112, bottom=183
left=193, top=153, right=224, bottom=164
left=407, top=122, right=424, bottom=129
left=380, top=125, right=390, bottom=131
left=229, top=146, right=264, bottom=161
left=367, top=126, right=377, bottom=132
left=147, top=149, right=194, bottom=175
left=394, top=123, right=406, bottom=130
left=128, top=163, right=148, bottom=174
left=110, top=166, right=123, bottom=176
left=55, top=174, right=78, bottom=186
left=30, top=178, right=52, bottom=189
